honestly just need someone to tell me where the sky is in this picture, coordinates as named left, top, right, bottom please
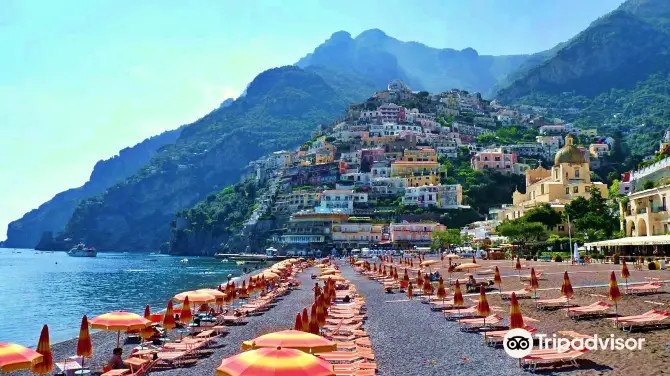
left=0, top=0, right=623, bottom=240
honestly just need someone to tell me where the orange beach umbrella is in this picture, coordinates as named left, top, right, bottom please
left=141, top=305, right=154, bottom=340
left=241, top=330, right=337, bottom=353
left=423, top=278, right=433, bottom=296
left=621, top=260, right=630, bottom=292
left=561, top=271, right=574, bottom=313
left=174, top=290, right=216, bottom=304
left=216, top=347, right=335, bottom=376
left=453, top=280, right=464, bottom=306
left=0, top=342, right=43, bottom=373
left=509, top=292, right=524, bottom=329
left=180, top=296, right=193, bottom=324
left=163, top=300, right=176, bottom=330
left=294, top=314, right=302, bottom=331
left=407, top=282, right=413, bottom=300
left=76, top=315, right=92, bottom=370
left=31, top=325, right=53, bottom=374
left=90, top=310, right=151, bottom=347
left=197, top=288, right=226, bottom=306
left=476, top=285, right=491, bottom=317
left=436, top=276, right=447, bottom=301
left=301, top=308, right=309, bottom=333
left=529, top=267, right=539, bottom=299
left=515, top=256, right=522, bottom=278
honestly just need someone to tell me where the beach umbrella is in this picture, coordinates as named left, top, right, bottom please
left=308, top=304, right=319, bottom=335
left=354, top=260, right=365, bottom=266
left=472, top=255, right=476, bottom=264
left=239, top=280, right=249, bottom=299
left=420, top=260, right=439, bottom=270
left=163, top=300, right=176, bottom=330
left=90, top=311, right=151, bottom=347
left=494, top=266, right=502, bottom=292
left=141, top=305, right=153, bottom=339
left=416, top=270, right=423, bottom=288
left=241, top=330, right=337, bottom=353
left=410, top=259, right=414, bottom=267
left=529, top=268, right=540, bottom=299
left=301, top=308, right=309, bottom=332
left=320, top=269, right=339, bottom=276
left=401, top=269, right=409, bottom=289
left=373, top=263, right=378, bottom=273
left=444, top=254, right=461, bottom=259
left=621, top=260, right=630, bottom=293
left=0, top=342, right=43, bottom=373
left=181, top=296, right=193, bottom=324
left=294, top=314, right=303, bottom=331
left=76, top=315, right=92, bottom=369
left=197, top=288, right=226, bottom=307
left=515, top=256, right=522, bottom=278
left=316, top=296, right=326, bottom=328
left=454, top=263, right=480, bottom=271
left=561, top=271, right=574, bottom=313
left=32, top=325, right=53, bottom=374
left=216, top=347, right=335, bottom=376
left=509, top=292, right=524, bottom=330
left=174, top=290, right=216, bottom=304
left=392, top=267, right=399, bottom=281
left=608, top=271, right=622, bottom=325
left=453, top=280, right=464, bottom=306
left=477, top=285, right=491, bottom=335
left=423, top=278, right=434, bottom=296
left=436, top=276, right=448, bottom=302
left=407, top=282, right=413, bottom=300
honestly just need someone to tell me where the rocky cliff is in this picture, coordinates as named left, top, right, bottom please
left=3, top=128, right=182, bottom=249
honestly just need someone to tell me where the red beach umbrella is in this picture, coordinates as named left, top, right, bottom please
left=436, top=276, right=448, bottom=301
left=621, top=260, right=630, bottom=293
left=477, top=285, right=491, bottom=335
left=32, top=325, right=53, bottom=374
left=309, top=304, right=319, bottom=335
left=494, top=266, right=502, bottom=292
left=401, top=269, right=409, bottom=289
left=515, top=256, right=522, bottom=278
left=141, top=305, right=153, bottom=339
left=301, top=308, right=309, bottom=332
left=423, top=278, right=433, bottom=296
left=509, top=292, right=524, bottom=329
left=181, top=296, right=193, bottom=324
left=407, top=282, right=413, bottom=300
left=529, top=268, right=539, bottom=299
left=416, top=270, right=423, bottom=288
left=561, top=271, right=574, bottom=313
left=294, top=313, right=303, bottom=331
left=608, top=271, right=622, bottom=325
left=453, top=280, right=464, bottom=306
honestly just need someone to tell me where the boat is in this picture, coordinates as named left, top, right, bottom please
left=236, top=261, right=246, bottom=266
left=180, top=258, right=189, bottom=264
left=67, top=243, right=97, bottom=257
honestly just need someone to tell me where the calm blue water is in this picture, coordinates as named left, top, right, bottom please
left=0, top=250, right=252, bottom=346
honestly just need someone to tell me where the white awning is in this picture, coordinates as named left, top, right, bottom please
left=585, top=235, right=670, bottom=247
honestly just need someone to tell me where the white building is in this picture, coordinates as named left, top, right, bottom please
left=369, top=123, right=423, bottom=137
left=370, top=177, right=407, bottom=196
left=319, top=190, right=368, bottom=213
left=401, top=184, right=464, bottom=208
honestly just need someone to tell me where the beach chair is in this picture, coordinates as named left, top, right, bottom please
left=521, top=348, right=589, bottom=372
left=535, top=296, right=569, bottom=310
left=519, top=271, right=544, bottom=281
left=616, top=311, right=670, bottom=332
left=456, top=314, right=505, bottom=331
left=443, top=305, right=501, bottom=320
left=606, top=310, right=663, bottom=327
left=500, top=287, right=533, bottom=300
left=563, top=301, right=613, bottom=319
left=626, top=282, right=664, bottom=295
left=482, top=326, right=538, bottom=346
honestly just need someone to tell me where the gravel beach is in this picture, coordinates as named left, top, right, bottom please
left=14, top=266, right=317, bottom=376
left=340, top=263, right=525, bottom=376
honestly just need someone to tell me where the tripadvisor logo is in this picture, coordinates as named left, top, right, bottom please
left=503, top=328, right=646, bottom=358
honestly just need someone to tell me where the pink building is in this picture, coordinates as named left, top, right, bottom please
left=471, top=148, right=518, bottom=173
left=378, top=103, right=406, bottom=123
left=389, top=222, right=446, bottom=245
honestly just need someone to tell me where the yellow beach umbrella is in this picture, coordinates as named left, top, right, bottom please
left=216, top=347, right=335, bottom=376
left=454, top=263, right=480, bottom=271
left=89, top=311, right=151, bottom=347
left=241, top=330, right=337, bottom=353
left=0, top=343, right=42, bottom=373
left=31, top=325, right=53, bottom=374
left=174, top=290, right=216, bottom=304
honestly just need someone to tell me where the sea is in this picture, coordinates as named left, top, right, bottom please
left=0, top=249, right=253, bottom=346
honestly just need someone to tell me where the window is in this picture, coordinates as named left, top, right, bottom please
left=575, top=168, right=580, bottom=178
left=541, top=184, right=545, bottom=194
left=565, top=187, right=569, bottom=195
left=558, top=225, right=565, bottom=231
left=555, top=170, right=559, bottom=179
left=573, top=186, right=579, bottom=193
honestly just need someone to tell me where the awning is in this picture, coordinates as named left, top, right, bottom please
left=585, top=235, right=670, bottom=247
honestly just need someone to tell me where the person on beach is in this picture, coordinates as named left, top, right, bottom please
left=313, top=283, right=321, bottom=300
left=466, top=274, right=477, bottom=291
left=108, top=348, right=126, bottom=369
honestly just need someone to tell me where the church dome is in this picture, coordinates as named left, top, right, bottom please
left=554, top=134, right=587, bottom=166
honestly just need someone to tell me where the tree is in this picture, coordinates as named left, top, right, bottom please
left=431, top=229, right=463, bottom=250
left=643, top=180, right=655, bottom=190
left=525, top=203, right=563, bottom=230
left=564, top=186, right=618, bottom=240
left=496, top=219, right=548, bottom=250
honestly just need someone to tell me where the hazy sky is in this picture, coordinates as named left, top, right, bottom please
left=0, top=0, right=623, bottom=240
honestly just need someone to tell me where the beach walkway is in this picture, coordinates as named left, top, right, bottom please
left=340, top=263, right=525, bottom=376
left=158, top=267, right=318, bottom=375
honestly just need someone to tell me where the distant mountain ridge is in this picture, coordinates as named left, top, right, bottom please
left=297, top=29, right=533, bottom=96
left=3, top=128, right=182, bottom=248
left=496, top=0, right=670, bottom=102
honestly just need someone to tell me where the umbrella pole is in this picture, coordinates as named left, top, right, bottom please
left=117, top=331, right=120, bottom=347
left=483, top=317, right=487, bottom=343
left=615, top=301, right=618, bottom=326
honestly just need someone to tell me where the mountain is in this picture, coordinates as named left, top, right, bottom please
left=2, top=128, right=182, bottom=249
left=497, top=0, right=670, bottom=102
left=60, top=66, right=351, bottom=251
left=297, top=29, right=531, bottom=96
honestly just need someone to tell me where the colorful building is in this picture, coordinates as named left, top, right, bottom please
left=389, top=222, right=447, bottom=245
left=402, top=184, right=463, bottom=208
left=319, top=189, right=368, bottom=213
left=471, top=148, right=519, bottom=174
left=402, top=147, right=437, bottom=162
left=281, top=211, right=349, bottom=246
left=332, top=218, right=385, bottom=248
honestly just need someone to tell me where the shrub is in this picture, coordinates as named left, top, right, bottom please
left=533, top=256, right=538, bottom=261
left=525, top=255, right=532, bottom=261
left=554, top=255, right=563, bottom=263
left=648, top=261, right=657, bottom=270
left=613, top=254, right=620, bottom=264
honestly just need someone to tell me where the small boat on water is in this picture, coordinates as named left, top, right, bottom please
left=180, top=258, right=189, bottom=264
left=236, top=261, right=246, bottom=266
left=67, top=243, right=97, bottom=257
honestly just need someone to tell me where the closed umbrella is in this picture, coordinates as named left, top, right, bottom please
left=423, top=278, right=434, bottom=296
left=32, top=325, right=53, bottom=374
left=494, top=266, right=502, bottom=292
left=163, top=300, right=176, bottom=330
left=294, top=314, right=303, bottom=331
left=515, top=256, right=522, bottom=278
left=529, top=267, right=540, bottom=299
left=561, top=271, right=574, bottom=313
left=141, top=305, right=153, bottom=340
left=621, top=260, right=630, bottom=293
left=76, top=315, right=92, bottom=370
left=608, top=271, right=622, bottom=325
left=436, top=276, right=448, bottom=304
left=301, top=308, right=309, bottom=332
left=216, top=347, right=335, bottom=376
left=0, top=343, right=42, bottom=373
left=401, top=269, right=409, bottom=289
left=407, top=282, right=413, bottom=300
left=241, top=330, right=337, bottom=353
left=308, top=304, right=319, bottom=335
left=181, top=296, right=193, bottom=324
left=509, top=292, right=524, bottom=329
left=477, top=285, right=491, bottom=336
left=416, top=271, right=423, bottom=289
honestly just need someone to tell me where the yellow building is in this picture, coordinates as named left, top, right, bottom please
left=402, top=148, right=437, bottom=162
left=391, top=161, right=440, bottom=188
left=315, top=150, right=334, bottom=165
left=497, top=135, right=608, bottom=232
left=406, top=174, right=440, bottom=187
left=621, top=184, right=670, bottom=236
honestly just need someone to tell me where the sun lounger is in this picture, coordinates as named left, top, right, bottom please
left=521, top=348, right=589, bottom=372
left=535, top=296, right=569, bottom=310
left=55, top=357, right=83, bottom=376
left=606, top=310, right=663, bottom=326
left=318, top=351, right=374, bottom=363
left=500, top=287, right=532, bottom=300
left=615, top=311, right=670, bottom=332
left=443, top=305, right=501, bottom=320
left=563, top=301, right=613, bottom=319
left=482, top=326, right=538, bottom=346
left=457, top=314, right=505, bottom=331
left=520, top=271, right=544, bottom=281
left=626, top=282, right=664, bottom=295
